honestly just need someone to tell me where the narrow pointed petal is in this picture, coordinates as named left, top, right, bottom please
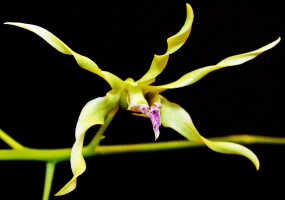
left=145, top=37, right=280, bottom=92
left=4, top=22, right=123, bottom=88
left=137, top=3, right=194, bottom=84
left=159, top=96, right=259, bottom=170
left=55, top=91, right=120, bottom=196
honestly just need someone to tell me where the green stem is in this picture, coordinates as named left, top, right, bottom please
left=0, top=135, right=284, bottom=162
left=92, top=134, right=285, bottom=155
left=42, top=162, right=56, bottom=200
left=0, top=129, right=25, bottom=150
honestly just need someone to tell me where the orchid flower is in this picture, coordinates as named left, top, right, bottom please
left=5, top=3, right=280, bottom=196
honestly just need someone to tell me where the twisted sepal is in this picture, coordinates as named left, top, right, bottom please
left=146, top=37, right=280, bottom=92
left=159, top=95, right=259, bottom=170
left=4, top=22, right=123, bottom=88
left=137, top=3, right=194, bottom=84
left=55, top=90, right=120, bottom=196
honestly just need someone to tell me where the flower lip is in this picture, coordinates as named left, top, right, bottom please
left=148, top=103, right=162, bottom=140
left=128, top=103, right=162, bottom=140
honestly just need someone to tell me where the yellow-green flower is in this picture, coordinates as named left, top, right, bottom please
left=5, top=3, right=280, bottom=196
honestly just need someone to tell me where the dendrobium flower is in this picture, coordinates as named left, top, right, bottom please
left=5, top=3, right=280, bottom=196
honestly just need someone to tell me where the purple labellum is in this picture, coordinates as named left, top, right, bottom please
left=149, top=103, right=162, bottom=140
left=129, top=103, right=162, bottom=140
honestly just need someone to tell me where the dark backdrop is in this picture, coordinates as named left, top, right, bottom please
left=0, top=0, right=283, bottom=199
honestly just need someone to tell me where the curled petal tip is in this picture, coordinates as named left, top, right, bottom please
left=266, top=37, right=281, bottom=49
left=3, top=22, right=15, bottom=25
left=54, top=176, right=77, bottom=196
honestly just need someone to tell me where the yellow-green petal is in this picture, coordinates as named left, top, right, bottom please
left=145, top=37, right=280, bottom=92
left=137, top=3, right=194, bottom=84
left=4, top=22, right=123, bottom=89
left=159, top=95, right=259, bottom=170
left=55, top=90, right=120, bottom=196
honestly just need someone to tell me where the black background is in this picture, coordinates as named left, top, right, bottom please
left=0, top=0, right=283, bottom=199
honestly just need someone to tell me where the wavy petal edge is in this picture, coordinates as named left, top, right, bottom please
left=159, top=95, right=260, bottom=170
left=55, top=91, right=120, bottom=196
left=137, top=3, right=194, bottom=84
left=145, top=37, right=281, bottom=93
left=4, top=22, right=123, bottom=88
